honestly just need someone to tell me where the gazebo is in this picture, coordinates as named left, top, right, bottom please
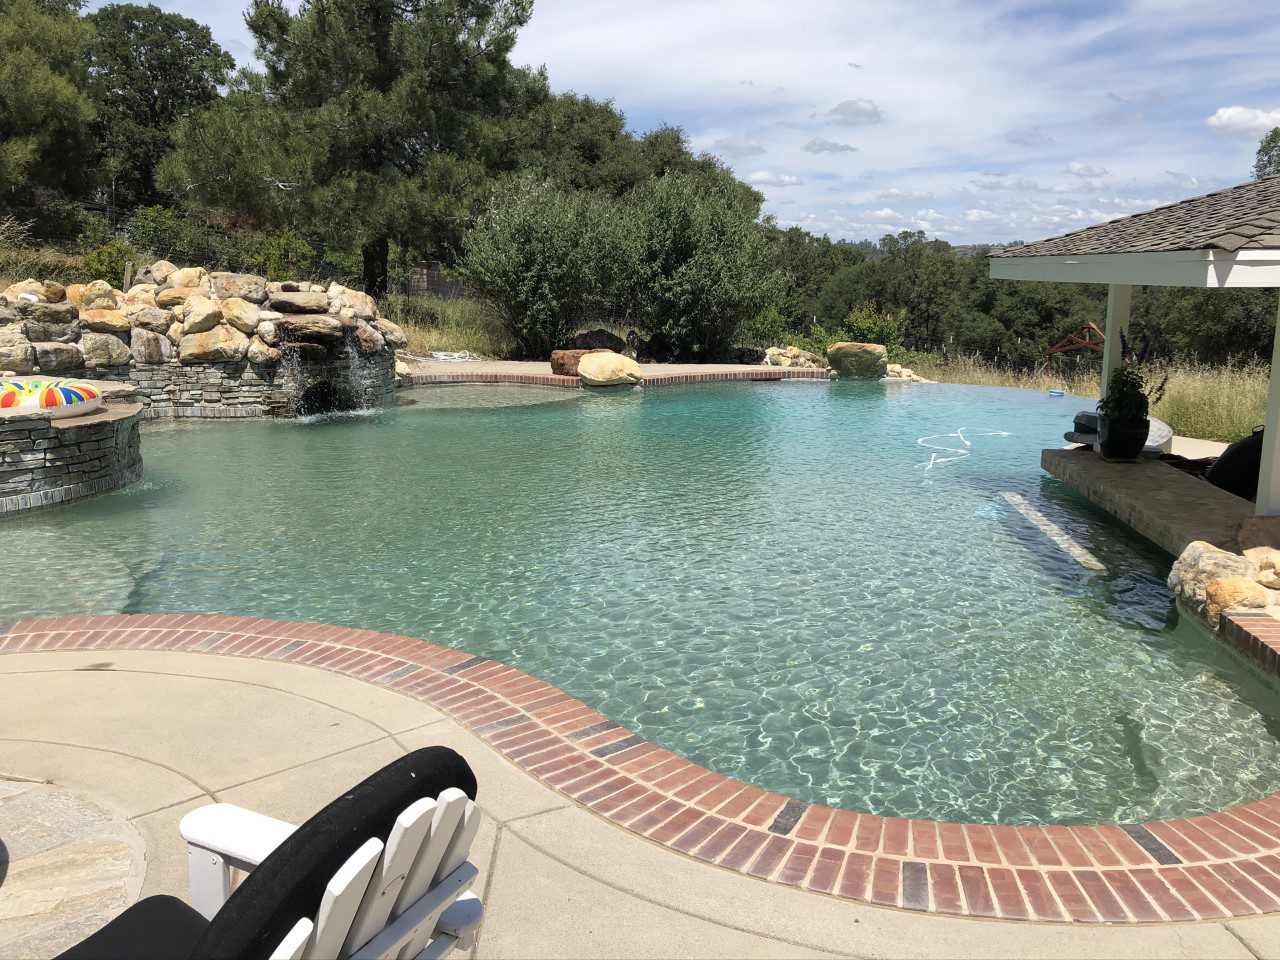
left=990, top=175, right=1280, bottom=515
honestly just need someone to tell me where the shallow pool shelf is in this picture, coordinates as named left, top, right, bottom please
left=1042, top=447, right=1251, bottom=556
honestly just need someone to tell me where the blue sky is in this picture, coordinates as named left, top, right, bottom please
left=94, top=0, right=1280, bottom=245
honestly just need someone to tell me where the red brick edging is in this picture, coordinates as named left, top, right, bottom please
left=409, top=368, right=831, bottom=389
left=7, top=614, right=1280, bottom=925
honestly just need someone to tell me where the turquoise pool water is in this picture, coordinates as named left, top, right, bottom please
left=7, top=380, right=1280, bottom=825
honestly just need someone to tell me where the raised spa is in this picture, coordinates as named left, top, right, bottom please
left=7, top=380, right=1280, bottom=826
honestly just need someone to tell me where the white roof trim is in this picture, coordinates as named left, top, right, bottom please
left=989, top=248, right=1280, bottom=287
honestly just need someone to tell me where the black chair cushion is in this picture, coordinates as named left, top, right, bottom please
left=191, top=746, right=477, bottom=960
left=55, top=895, right=209, bottom=960
left=1206, top=427, right=1264, bottom=502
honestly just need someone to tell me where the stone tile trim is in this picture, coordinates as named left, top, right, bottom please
left=8, top=614, right=1280, bottom=924
left=0, top=461, right=141, bottom=515
left=409, top=369, right=831, bottom=390
left=1223, top=613, right=1280, bottom=678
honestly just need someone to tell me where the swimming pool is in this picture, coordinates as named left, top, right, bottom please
left=6, top=380, right=1280, bottom=825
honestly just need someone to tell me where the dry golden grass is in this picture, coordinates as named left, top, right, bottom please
left=901, top=352, right=1267, bottom=443
left=0, top=218, right=85, bottom=288
left=381, top=293, right=514, bottom=359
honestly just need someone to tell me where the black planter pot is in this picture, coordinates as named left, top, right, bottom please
left=1098, top=415, right=1149, bottom=461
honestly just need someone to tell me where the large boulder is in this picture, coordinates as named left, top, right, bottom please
left=210, top=272, right=268, bottom=304
left=256, top=319, right=279, bottom=346
left=571, top=328, right=627, bottom=352
left=327, top=283, right=377, bottom=320
left=76, top=280, right=119, bottom=311
left=2, top=279, right=48, bottom=302
left=551, top=348, right=608, bottom=377
left=81, top=331, right=132, bottom=367
left=221, top=297, right=261, bottom=334
left=0, top=325, right=36, bottom=374
left=130, top=326, right=172, bottom=364
left=372, top=318, right=408, bottom=349
left=34, top=341, right=84, bottom=373
left=0, top=341, right=36, bottom=374
left=764, top=346, right=826, bottom=369
left=275, top=313, right=344, bottom=341
left=828, top=342, right=889, bottom=379
left=119, top=286, right=157, bottom=315
left=168, top=266, right=208, bottom=289
left=1168, top=540, right=1257, bottom=618
left=155, top=287, right=201, bottom=309
left=1204, top=576, right=1272, bottom=627
left=131, top=306, right=173, bottom=334
left=246, top=337, right=281, bottom=365
left=578, top=350, right=643, bottom=387
left=79, top=309, right=132, bottom=334
left=269, top=290, right=330, bottom=313
left=21, top=298, right=78, bottom=324
left=354, top=320, right=385, bottom=355
left=179, top=325, right=249, bottom=364
left=146, top=260, right=178, bottom=285
left=182, top=295, right=222, bottom=334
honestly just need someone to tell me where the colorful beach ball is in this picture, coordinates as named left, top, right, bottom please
left=0, top=379, right=103, bottom=419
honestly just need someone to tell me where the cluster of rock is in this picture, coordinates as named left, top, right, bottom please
left=755, top=342, right=935, bottom=382
left=0, top=262, right=409, bottom=378
left=764, top=346, right=826, bottom=369
left=1168, top=518, right=1280, bottom=627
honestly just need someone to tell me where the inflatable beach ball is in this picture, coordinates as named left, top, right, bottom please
left=0, top=379, right=103, bottom=419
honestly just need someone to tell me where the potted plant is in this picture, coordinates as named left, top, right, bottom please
left=1096, top=364, right=1165, bottom=461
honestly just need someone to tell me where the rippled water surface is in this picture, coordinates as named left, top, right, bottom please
left=7, top=380, right=1280, bottom=824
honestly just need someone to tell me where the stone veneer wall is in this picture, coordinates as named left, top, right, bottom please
left=1, top=263, right=407, bottom=420
left=89, top=347, right=397, bottom=420
left=0, top=399, right=143, bottom=514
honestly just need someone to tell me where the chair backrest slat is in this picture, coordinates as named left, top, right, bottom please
left=269, top=918, right=314, bottom=960
left=433, top=800, right=479, bottom=886
left=305, top=837, right=384, bottom=960
left=404, top=801, right=480, bottom=957
left=391, top=788, right=469, bottom=918
left=340, top=797, right=437, bottom=956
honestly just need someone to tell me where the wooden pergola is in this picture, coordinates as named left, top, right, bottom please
left=990, top=175, right=1280, bottom=515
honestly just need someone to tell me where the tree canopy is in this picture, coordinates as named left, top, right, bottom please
left=85, top=3, right=233, bottom=206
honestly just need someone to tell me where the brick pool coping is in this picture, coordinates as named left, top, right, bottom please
left=7, top=614, right=1280, bottom=925
left=408, top=368, right=832, bottom=389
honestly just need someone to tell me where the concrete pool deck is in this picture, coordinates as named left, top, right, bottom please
left=4, top=617, right=1280, bottom=958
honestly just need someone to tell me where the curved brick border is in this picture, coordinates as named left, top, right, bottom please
left=409, top=368, right=831, bottom=389
left=7, top=615, right=1280, bottom=924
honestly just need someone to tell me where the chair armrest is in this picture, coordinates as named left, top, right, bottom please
left=181, top=803, right=297, bottom=868
left=180, top=803, right=297, bottom=919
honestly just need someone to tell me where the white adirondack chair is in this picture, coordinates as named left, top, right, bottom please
left=56, top=747, right=484, bottom=960
left=183, top=788, right=483, bottom=959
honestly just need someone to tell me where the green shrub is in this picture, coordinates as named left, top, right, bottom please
left=626, top=174, right=783, bottom=359
left=79, top=238, right=138, bottom=288
left=456, top=177, right=626, bottom=358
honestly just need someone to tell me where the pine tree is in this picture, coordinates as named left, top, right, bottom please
left=161, top=0, right=531, bottom=295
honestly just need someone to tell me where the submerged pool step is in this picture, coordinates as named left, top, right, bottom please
left=1000, top=490, right=1107, bottom=572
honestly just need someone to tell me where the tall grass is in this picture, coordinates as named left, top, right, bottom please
left=0, top=217, right=86, bottom=287
left=899, top=351, right=1267, bottom=443
left=380, top=293, right=514, bottom=358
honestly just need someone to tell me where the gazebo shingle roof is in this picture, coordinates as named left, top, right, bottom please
left=993, top=175, right=1280, bottom=257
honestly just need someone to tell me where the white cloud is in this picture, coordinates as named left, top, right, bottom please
left=821, top=98, right=883, bottom=126
left=804, top=137, right=858, bottom=154
left=748, top=171, right=804, bottom=187
left=712, top=137, right=766, bottom=158
left=972, top=176, right=1039, bottom=191
left=1207, top=106, right=1280, bottom=135
left=1066, top=162, right=1108, bottom=177
left=877, top=188, right=933, bottom=202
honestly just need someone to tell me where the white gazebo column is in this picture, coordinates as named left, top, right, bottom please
left=1255, top=296, right=1280, bottom=515
left=1099, top=283, right=1132, bottom=399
